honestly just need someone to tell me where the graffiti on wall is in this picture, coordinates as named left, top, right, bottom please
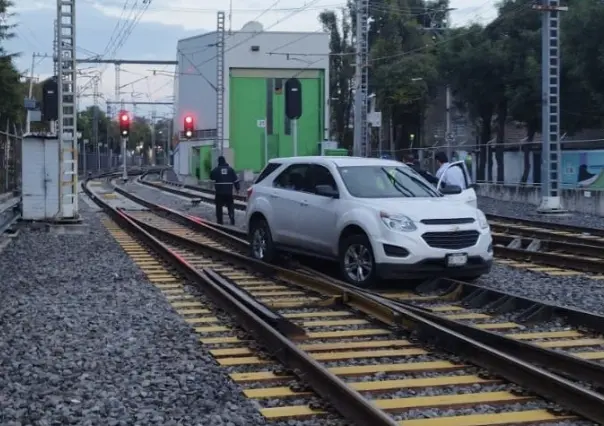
left=561, top=150, right=604, bottom=189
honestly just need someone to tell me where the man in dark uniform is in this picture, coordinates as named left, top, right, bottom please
left=403, top=154, right=438, bottom=185
left=210, top=156, right=240, bottom=225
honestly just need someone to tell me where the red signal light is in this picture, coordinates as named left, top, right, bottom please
left=119, top=111, right=131, bottom=137
left=183, top=115, right=194, bottom=139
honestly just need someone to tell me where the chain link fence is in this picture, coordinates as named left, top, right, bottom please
left=0, top=122, right=21, bottom=194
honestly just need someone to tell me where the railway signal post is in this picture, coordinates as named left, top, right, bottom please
left=120, top=112, right=131, bottom=182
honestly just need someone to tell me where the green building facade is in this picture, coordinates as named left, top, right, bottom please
left=229, top=69, right=325, bottom=172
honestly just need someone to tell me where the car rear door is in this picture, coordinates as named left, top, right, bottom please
left=436, top=160, right=478, bottom=208
left=269, top=163, right=311, bottom=245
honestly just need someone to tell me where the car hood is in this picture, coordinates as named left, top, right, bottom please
left=355, top=197, right=478, bottom=221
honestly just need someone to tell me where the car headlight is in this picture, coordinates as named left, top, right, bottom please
left=380, top=211, right=417, bottom=232
left=477, top=210, right=489, bottom=229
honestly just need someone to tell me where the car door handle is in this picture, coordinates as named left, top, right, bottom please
left=300, top=201, right=308, bottom=206
left=269, top=194, right=278, bottom=198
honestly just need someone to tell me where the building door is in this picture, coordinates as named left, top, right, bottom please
left=22, top=138, right=59, bottom=220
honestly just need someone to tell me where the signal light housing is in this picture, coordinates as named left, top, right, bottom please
left=119, top=112, right=130, bottom=137
left=184, top=115, right=194, bottom=139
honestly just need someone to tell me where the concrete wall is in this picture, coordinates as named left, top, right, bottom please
left=477, top=183, right=604, bottom=216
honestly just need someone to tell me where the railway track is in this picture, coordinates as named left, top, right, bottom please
left=141, top=173, right=604, bottom=277
left=107, top=185, right=604, bottom=389
left=82, top=175, right=604, bottom=425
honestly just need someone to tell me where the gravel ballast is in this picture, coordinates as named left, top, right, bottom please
left=478, top=195, right=604, bottom=228
left=0, top=199, right=268, bottom=426
left=104, top=182, right=597, bottom=424
left=120, top=179, right=247, bottom=231
left=124, top=179, right=604, bottom=315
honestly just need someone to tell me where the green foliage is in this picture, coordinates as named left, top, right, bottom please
left=0, top=0, right=24, bottom=126
left=322, top=0, right=604, bottom=161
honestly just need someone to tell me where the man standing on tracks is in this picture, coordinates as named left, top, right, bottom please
left=210, top=156, right=240, bottom=226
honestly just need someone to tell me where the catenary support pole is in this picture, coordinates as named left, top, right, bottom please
left=353, top=0, right=369, bottom=156
left=533, top=0, right=568, bottom=214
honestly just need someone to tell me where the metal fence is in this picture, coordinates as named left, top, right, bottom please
left=77, top=151, right=170, bottom=176
left=0, top=122, right=21, bottom=194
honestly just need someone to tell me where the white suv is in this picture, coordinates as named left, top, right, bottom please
left=245, top=156, right=493, bottom=287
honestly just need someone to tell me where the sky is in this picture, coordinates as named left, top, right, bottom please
left=8, top=0, right=498, bottom=120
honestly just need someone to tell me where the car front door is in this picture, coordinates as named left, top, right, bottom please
left=269, top=163, right=311, bottom=246
left=436, top=160, right=477, bottom=208
left=295, top=164, right=340, bottom=256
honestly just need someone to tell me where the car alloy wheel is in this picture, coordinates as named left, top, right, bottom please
left=343, top=243, right=373, bottom=284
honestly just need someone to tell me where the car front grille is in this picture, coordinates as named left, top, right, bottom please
left=420, top=218, right=475, bottom=225
left=421, top=230, right=480, bottom=250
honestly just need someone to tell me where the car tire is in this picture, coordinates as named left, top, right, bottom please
left=249, top=218, right=276, bottom=263
left=339, top=234, right=377, bottom=287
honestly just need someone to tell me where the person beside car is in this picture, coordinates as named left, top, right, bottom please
left=434, top=151, right=466, bottom=189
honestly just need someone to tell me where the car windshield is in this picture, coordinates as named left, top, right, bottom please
left=337, top=165, right=441, bottom=198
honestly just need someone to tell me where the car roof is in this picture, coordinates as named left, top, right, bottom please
left=267, top=156, right=404, bottom=168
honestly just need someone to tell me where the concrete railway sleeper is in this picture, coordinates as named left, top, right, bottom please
left=106, top=180, right=604, bottom=390
left=83, top=177, right=604, bottom=424
left=110, top=207, right=604, bottom=393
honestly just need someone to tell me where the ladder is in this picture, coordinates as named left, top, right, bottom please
left=216, top=11, right=226, bottom=155
left=358, top=0, right=369, bottom=156
left=57, top=0, right=78, bottom=218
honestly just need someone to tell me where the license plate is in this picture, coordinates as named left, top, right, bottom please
left=447, top=253, right=468, bottom=267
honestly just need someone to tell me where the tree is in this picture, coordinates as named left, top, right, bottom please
left=368, top=0, right=440, bottom=151
left=438, top=25, right=505, bottom=181
left=319, top=9, right=354, bottom=148
left=0, top=0, right=24, bottom=126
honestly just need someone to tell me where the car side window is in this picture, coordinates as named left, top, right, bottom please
left=309, top=164, right=338, bottom=193
left=273, top=164, right=312, bottom=192
left=255, top=162, right=281, bottom=184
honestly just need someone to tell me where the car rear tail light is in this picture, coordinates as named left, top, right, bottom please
left=246, top=187, right=253, bottom=199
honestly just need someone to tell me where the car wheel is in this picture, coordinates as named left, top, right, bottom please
left=339, top=234, right=377, bottom=287
left=249, top=218, right=276, bottom=263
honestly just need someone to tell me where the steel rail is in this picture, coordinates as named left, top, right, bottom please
left=493, top=243, right=604, bottom=274
left=493, top=234, right=604, bottom=258
left=107, top=195, right=604, bottom=424
left=114, top=178, right=604, bottom=387
left=84, top=178, right=399, bottom=426
left=486, top=213, right=604, bottom=238
left=490, top=222, right=604, bottom=247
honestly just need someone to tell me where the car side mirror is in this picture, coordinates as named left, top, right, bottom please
left=440, top=185, right=462, bottom=195
left=315, top=184, right=339, bottom=198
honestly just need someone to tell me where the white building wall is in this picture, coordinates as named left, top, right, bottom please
left=175, top=32, right=218, bottom=133
left=175, top=24, right=330, bottom=149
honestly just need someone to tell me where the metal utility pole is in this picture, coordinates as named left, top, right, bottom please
left=25, top=53, right=37, bottom=134
left=53, top=20, right=58, bottom=76
left=93, top=75, right=100, bottom=172
left=353, top=0, right=369, bottom=157
left=167, top=117, right=173, bottom=166
left=57, top=0, right=78, bottom=218
left=122, top=136, right=128, bottom=180
left=151, top=109, right=156, bottom=166
left=115, top=63, right=122, bottom=110
left=533, top=0, right=568, bottom=214
left=445, top=86, right=452, bottom=159
left=216, top=11, right=226, bottom=157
